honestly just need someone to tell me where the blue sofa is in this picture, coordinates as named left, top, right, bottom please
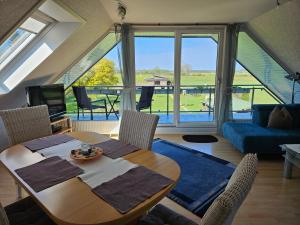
left=223, top=104, right=300, bottom=154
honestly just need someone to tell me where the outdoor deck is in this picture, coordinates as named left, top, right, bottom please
left=68, top=111, right=252, bottom=123
left=66, top=84, right=279, bottom=123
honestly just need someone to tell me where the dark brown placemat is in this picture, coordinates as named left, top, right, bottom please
left=22, top=134, right=75, bottom=152
left=93, top=166, right=174, bottom=214
left=93, top=139, right=140, bottom=159
left=15, top=156, right=83, bottom=192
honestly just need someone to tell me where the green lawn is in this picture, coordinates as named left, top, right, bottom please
left=66, top=71, right=278, bottom=114
left=104, top=71, right=261, bottom=86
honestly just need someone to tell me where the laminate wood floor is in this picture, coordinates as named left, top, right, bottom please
left=0, top=134, right=299, bottom=225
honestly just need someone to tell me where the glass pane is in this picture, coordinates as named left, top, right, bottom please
left=232, top=62, right=281, bottom=120
left=57, top=32, right=120, bottom=88
left=65, top=43, right=123, bottom=121
left=0, top=29, right=35, bottom=70
left=134, top=32, right=175, bottom=124
left=180, top=34, right=218, bottom=123
left=237, top=32, right=292, bottom=103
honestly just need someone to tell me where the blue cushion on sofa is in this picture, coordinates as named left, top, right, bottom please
left=223, top=122, right=300, bottom=154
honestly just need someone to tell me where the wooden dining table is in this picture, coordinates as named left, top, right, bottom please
left=0, top=132, right=180, bottom=225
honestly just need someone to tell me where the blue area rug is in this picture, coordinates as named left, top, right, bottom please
left=152, top=139, right=235, bottom=217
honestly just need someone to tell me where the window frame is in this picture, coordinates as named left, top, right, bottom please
left=0, top=11, right=54, bottom=73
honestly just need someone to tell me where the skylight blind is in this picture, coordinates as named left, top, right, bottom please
left=237, top=32, right=293, bottom=103
left=56, top=32, right=119, bottom=88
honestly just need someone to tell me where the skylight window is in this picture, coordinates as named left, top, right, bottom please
left=0, top=0, right=83, bottom=95
left=0, top=17, right=47, bottom=71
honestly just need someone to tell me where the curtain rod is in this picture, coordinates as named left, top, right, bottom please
left=114, top=23, right=240, bottom=27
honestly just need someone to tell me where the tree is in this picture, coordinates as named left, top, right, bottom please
left=75, top=58, right=119, bottom=86
left=181, top=63, right=192, bottom=75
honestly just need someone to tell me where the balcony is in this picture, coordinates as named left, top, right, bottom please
left=66, top=84, right=280, bottom=123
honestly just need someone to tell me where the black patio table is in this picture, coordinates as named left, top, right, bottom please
left=102, top=89, right=121, bottom=119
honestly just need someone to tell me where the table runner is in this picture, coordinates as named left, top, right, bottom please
left=38, top=139, right=82, bottom=159
left=37, top=140, right=138, bottom=189
left=22, top=134, right=75, bottom=152
left=93, top=166, right=174, bottom=214
left=93, top=139, right=139, bottom=159
left=78, top=156, right=137, bottom=188
left=15, top=156, right=83, bottom=192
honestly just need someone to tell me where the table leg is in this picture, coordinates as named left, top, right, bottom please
left=106, top=95, right=119, bottom=119
left=283, top=156, right=293, bottom=179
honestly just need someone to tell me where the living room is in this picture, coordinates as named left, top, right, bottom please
left=0, top=1, right=299, bottom=225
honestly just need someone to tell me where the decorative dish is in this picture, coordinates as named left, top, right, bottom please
left=70, top=147, right=103, bottom=161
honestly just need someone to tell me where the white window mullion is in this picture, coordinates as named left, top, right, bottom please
left=174, top=31, right=182, bottom=126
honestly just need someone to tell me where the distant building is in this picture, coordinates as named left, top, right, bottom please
left=144, top=75, right=171, bottom=86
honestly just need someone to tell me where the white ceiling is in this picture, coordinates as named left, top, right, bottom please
left=99, top=0, right=279, bottom=24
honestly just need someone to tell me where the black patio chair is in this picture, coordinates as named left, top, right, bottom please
left=72, top=86, right=108, bottom=120
left=136, top=86, right=155, bottom=114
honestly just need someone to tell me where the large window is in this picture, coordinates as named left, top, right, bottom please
left=62, top=26, right=292, bottom=126
left=57, top=32, right=120, bottom=88
left=231, top=31, right=285, bottom=120
left=60, top=32, right=123, bottom=121
left=236, top=32, right=290, bottom=102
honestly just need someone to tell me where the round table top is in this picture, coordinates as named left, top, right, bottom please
left=0, top=132, right=180, bottom=225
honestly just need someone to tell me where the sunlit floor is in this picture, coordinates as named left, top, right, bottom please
left=68, top=112, right=251, bottom=123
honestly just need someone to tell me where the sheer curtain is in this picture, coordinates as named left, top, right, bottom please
left=119, top=24, right=135, bottom=114
left=110, top=24, right=135, bottom=137
left=217, top=24, right=240, bottom=134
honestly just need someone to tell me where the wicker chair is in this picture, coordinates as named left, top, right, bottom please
left=0, top=105, right=52, bottom=146
left=0, top=197, right=56, bottom=225
left=119, top=110, right=159, bottom=150
left=138, top=154, right=258, bottom=225
left=0, top=105, right=52, bottom=199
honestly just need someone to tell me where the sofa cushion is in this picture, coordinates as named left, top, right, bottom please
left=252, top=104, right=300, bottom=128
left=267, top=106, right=293, bottom=129
left=223, top=122, right=300, bottom=154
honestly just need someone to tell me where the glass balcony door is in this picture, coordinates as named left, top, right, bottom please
left=175, top=31, right=222, bottom=126
left=134, top=32, right=175, bottom=125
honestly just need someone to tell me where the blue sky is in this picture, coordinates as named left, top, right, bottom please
left=106, top=37, right=245, bottom=71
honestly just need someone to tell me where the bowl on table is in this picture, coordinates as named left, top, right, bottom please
left=70, top=147, right=103, bottom=161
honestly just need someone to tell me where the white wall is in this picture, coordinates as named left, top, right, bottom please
left=247, top=0, right=300, bottom=73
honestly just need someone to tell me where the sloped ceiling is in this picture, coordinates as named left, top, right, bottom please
left=100, top=0, right=279, bottom=24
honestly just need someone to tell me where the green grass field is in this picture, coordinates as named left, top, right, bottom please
left=66, top=71, right=278, bottom=114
